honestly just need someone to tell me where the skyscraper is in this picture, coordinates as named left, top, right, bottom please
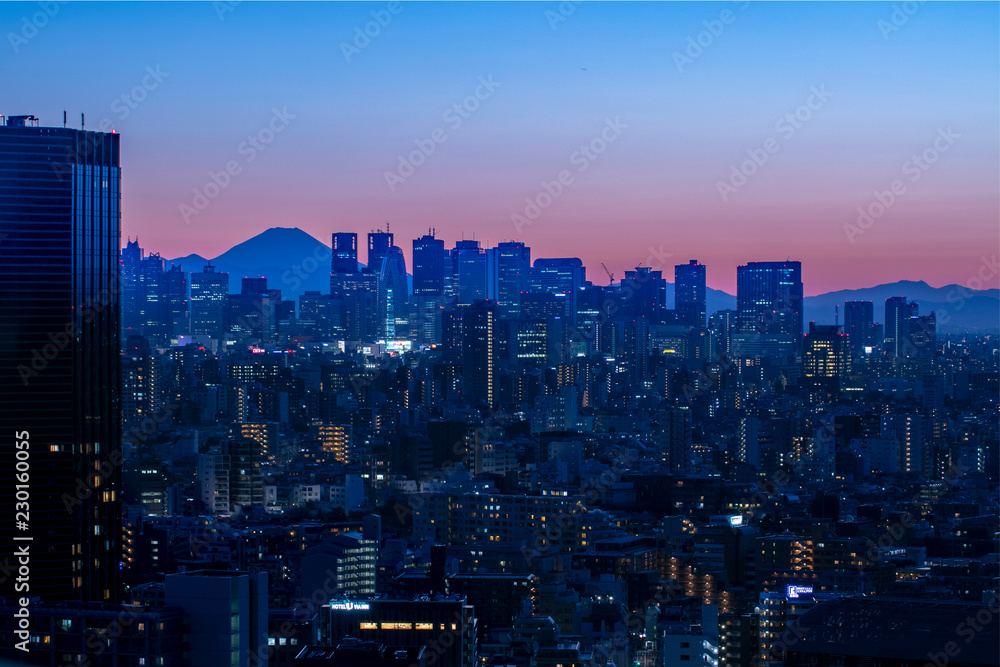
left=735, top=261, right=803, bottom=339
left=412, top=231, right=447, bottom=297
left=462, top=300, right=498, bottom=406
left=622, top=265, right=666, bottom=320
left=652, top=408, right=692, bottom=473
left=675, top=260, right=707, bottom=328
left=331, top=232, right=359, bottom=273
left=121, top=238, right=143, bottom=334
left=139, top=251, right=166, bottom=342
left=452, top=239, right=487, bottom=306
left=330, top=231, right=376, bottom=341
left=884, top=296, right=918, bottom=358
left=227, top=276, right=273, bottom=340
left=191, top=262, right=230, bottom=338
left=489, top=241, right=531, bottom=318
left=908, top=312, right=937, bottom=359
left=377, top=245, right=408, bottom=339
left=0, top=115, right=122, bottom=602
left=843, top=300, right=875, bottom=358
left=529, top=257, right=585, bottom=320
left=163, top=262, right=189, bottom=338
left=802, top=323, right=851, bottom=387
left=367, top=229, right=393, bottom=273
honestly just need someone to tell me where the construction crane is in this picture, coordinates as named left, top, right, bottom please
left=601, top=262, right=615, bottom=286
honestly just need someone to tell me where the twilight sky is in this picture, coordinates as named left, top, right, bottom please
left=2, top=1, right=997, bottom=295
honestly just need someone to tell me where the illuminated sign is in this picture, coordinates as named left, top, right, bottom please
left=785, top=585, right=813, bottom=600
left=330, top=601, right=370, bottom=611
left=728, top=515, right=743, bottom=526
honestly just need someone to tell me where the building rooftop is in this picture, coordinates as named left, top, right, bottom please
left=788, top=597, right=999, bottom=664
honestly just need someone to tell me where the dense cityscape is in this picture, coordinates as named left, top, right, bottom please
left=0, top=112, right=997, bottom=666
left=1, top=1, right=999, bottom=666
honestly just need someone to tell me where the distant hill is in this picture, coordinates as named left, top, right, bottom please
left=803, top=281, right=999, bottom=331
left=169, top=227, right=334, bottom=299
left=170, top=228, right=999, bottom=331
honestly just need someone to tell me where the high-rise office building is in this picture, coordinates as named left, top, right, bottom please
left=675, top=260, right=707, bottom=327
left=462, top=300, right=498, bottom=406
left=191, top=262, right=229, bottom=338
left=377, top=245, right=408, bottom=339
left=163, top=262, right=189, bottom=338
left=735, top=261, right=803, bottom=339
left=122, top=335, right=164, bottom=427
left=884, top=297, right=919, bottom=358
left=908, top=312, right=936, bottom=358
left=653, top=408, right=692, bottom=473
left=452, top=239, right=487, bottom=306
left=331, top=232, right=359, bottom=273
left=299, top=290, right=337, bottom=339
left=121, top=238, right=143, bottom=333
left=227, top=276, right=273, bottom=340
left=331, top=232, right=377, bottom=342
left=412, top=231, right=447, bottom=297
left=367, top=230, right=393, bottom=274
left=0, top=115, right=122, bottom=602
left=164, top=570, right=269, bottom=667
left=843, top=300, right=876, bottom=358
left=710, top=309, right=737, bottom=357
left=489, top=241, right=531, bottom=318
left=622, top=265, right=666, bottom=320
left=332, top=272, right=377, bottom=342
left=139, top=252, right=167, bottom=342
left=529, top=258, right=585, bottom=320
left=802, top=323, right=851, bottom=386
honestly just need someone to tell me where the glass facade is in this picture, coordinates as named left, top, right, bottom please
left=735, top=261, right=803, bottom=339
left=0, top=119, right=122, bottom=602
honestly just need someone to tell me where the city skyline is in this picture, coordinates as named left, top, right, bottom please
left=1, top=1, right=996, bottom=293
left=0, top=3, right=998, bottom=665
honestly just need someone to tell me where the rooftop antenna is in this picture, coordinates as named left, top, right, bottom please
left=81, top=113, right=85, bottom=130
left=63, top=111, right=67, bottom=128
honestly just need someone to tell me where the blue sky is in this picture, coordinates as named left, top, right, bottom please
left=2, top=1, right=997, bottom=293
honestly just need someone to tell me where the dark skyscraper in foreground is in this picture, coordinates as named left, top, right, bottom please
left=675, top=260, right=706, bottom=328
left=0, top=115, right=122, bottom=602
left=736, top=261, right=803, bottom=338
